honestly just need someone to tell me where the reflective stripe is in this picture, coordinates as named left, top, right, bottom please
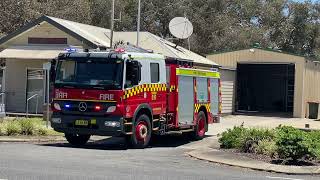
left=195, top=103, right=211, bottom=113
left=176, top=68, right=220, bottom=78
left=123, top=84, right=167, bottom=99
left=53, top=99, right=117, bottom=103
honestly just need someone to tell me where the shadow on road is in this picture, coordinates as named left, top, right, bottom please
left=39, top=134, right=211, bottom=151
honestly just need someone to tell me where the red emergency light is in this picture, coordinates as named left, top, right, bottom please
left=94, top=105, right=101, bottom=111
left=114, top=48, right=126, bottom=53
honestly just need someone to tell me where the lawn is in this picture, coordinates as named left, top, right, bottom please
left=0, top=117, right=61, bottom=136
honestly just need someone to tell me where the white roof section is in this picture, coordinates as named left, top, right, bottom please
left=48, top=17, right=217, bottom=66
left=114, top=32, right=218, bottom=66
left=47, top=16, right=111, bottom=48
left=0, top=16, right=218, bottom=66
left=124, top=52, right=165, bottom=60
left=0, top=45, right=68, bottom=59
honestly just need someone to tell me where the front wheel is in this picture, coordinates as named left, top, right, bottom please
left=65, top=133, right=90, bottom=146
left=127, top=114, right=152, bottom=149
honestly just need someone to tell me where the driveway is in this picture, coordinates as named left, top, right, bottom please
left=0, top=136, right=319, bottom=180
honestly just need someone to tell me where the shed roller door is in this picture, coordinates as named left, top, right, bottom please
left=221, top=81, right=234, bottom=114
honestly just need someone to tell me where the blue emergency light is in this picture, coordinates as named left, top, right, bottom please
left=64, top=48, right=77, bottom=53
left=65, top=104, right=71, bottom=108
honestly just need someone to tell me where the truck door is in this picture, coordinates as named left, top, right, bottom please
left=149, top=62, right=166, bottom=115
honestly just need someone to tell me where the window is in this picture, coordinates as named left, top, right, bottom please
left=55, top=59, right=123, bottom=89
left=125, top=61, right=141, bottom=88
left=28, top=37, right=67, bottom=44
left=150, top=63, right=159, bottom=83
left=166, top=66, right=170, bottom=86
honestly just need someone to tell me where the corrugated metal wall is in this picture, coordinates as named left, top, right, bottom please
left=304, top=61, right=320, bottom=118
left=207, top=49, right=306, bottom=118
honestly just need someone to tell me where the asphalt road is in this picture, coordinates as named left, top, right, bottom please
left=0, top=136, right=319, bottom=180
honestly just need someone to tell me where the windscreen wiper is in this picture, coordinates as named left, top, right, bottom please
left=92, top=86, right=105, bottom=90
left=63, top=85, right=75, bottom=89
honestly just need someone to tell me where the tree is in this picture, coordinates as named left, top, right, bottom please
left=0, top=0, right=92, bottom=36
left=0, top=0, right=319, bottom=58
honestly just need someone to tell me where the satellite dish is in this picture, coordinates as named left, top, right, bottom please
left=169, top=17, right=193, bottom=39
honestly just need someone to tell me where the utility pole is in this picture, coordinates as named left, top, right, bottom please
left=136, top=0, right=141, bottom=47
left=110, top=0, right=115, bottom=48
left=184, top=12, right=191, bottom=50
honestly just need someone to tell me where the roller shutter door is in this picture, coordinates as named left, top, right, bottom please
left=220, top=69, right=236, bottom=114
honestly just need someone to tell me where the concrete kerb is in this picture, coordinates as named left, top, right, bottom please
left=188, top=149, right=320, bottom=175
left=0, top=136, right=66, bottom=143
left=0, top=135, right=109, bottom=143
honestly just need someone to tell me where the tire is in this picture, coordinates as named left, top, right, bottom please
left=127, top=114, right=152, bottom=149
left=65, top=133, right=90, bottom=146
left=192, top=111, right=207, bottom=140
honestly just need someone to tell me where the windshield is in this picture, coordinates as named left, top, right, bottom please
left=55, top=58, right=123, bottom=89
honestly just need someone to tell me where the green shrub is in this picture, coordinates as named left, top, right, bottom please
left=219, top=125, right=275, bottom=152
left=19, top=119, right=35, bottom=135
left=6, top=121, right=20, bottom=136
left=275, top=126, right=315, bottom=161
left=219, top=125, right=320, bottom=161
left=254, top=139, right=277, bottom=157
left=240, top=128, right=275, bottom=153
left=0, top=121, right=7, bottom=135
left=219, top=125, right=247, bottom=149
left=37, top=126, right=49, bottom=136
left=0, top=118, right=54, bottom=136
left=305, top=131, right=320, bottom=160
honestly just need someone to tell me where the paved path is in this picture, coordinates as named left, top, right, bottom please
left=0, top=136, right=319, bottom=180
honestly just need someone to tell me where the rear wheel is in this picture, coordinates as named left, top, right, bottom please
left=192, top=111, right=207, bottom=140
left=65, top=133, right=90, bottom=146
left=127, top=114, right=152, bottom=148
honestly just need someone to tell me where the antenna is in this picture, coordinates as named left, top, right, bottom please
left=169, top=17, right=193, bottom=50
left=169, top=17, right=193, bottom=39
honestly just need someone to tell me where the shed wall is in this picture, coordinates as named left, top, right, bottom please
left=5, top=59, right=48, bottom=112
left=207, top=49, right=306, bottom=118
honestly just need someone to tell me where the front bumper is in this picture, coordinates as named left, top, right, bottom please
left=50, top=114, right=124, bottom=136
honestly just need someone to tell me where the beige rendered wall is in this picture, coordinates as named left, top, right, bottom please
left=0, top=22, right=86, bottom=49
left=207, top=49, right=306, bottom=118
left=5, top=59, right=48, bottom=112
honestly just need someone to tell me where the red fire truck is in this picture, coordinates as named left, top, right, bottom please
left=50, top=49, right=221, bottom=148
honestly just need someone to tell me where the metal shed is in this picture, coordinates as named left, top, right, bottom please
left=207, top=48, right=320, bottom=118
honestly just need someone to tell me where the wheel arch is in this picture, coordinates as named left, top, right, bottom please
left=198, top=106, right=208, bottom=131
left=133, top=104, right=153, bottom=127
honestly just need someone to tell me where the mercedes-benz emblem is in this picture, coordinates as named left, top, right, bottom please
left=78, top=102, right=87, bottom=112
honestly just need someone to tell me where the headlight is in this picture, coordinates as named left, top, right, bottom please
left=51, top=118, right=61, bottom=124
left=106, top=106, right=116, bottom=113
left=105, top=121, right=120, bottom=127
left=53, top=103, right=61, bottom=111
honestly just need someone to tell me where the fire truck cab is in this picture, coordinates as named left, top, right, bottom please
left=50, top=49, right=220, bottom=148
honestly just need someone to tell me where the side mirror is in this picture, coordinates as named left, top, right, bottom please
left=50, top=59, right=57, bottom=82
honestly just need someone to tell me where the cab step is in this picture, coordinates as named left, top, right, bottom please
left=164, top=129, right=193, bottom=135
